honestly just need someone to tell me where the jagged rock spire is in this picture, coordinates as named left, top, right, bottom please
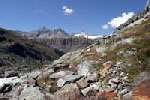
left=145, top=0, right=150, bottom=12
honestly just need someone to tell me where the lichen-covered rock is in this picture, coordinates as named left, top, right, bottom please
left=54, top=84, right=82, bottom=100
left=77, top=61, right=95, bottom=76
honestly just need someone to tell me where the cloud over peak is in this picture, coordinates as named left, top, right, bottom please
left=62, top=6, right=73, bottom=15
left=101, top=12, right=135, bottom=30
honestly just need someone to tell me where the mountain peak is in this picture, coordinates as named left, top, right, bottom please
left=39, top=26, right=47, bottom=31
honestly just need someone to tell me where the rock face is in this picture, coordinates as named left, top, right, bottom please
left=132, top=79, right=150, bottom=100
left=77, top=61, right=95, bottom=76
left=54, top=84, right=82, bottom=100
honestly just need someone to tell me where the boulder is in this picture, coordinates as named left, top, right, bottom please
left=57, top=75, right=81, bottom=87
left=20, top=85, right=45, bottom=100
left=96, top=91, right=117, bottom=100
left=99, top=62, right=112, bottom=77
left=81, top=82, right=101, bottom=96
left=54, top=84, right=82, bottom=100
left=132, top=79, right=150, bottom=100
left=76, top=78, right=88, bottom=89
left=123, top=92, right=132, bottom=100
left=77, top=61, right=95, bottom=76
left=50, top=71, right=74, bottom=79
left=133, top=72, right=150, bottom=88
left=86, top=71, right=99, bottom=82
left=81, top=87, right=93, bottom=96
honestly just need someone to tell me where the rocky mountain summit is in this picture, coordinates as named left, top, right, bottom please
left=27, top=26, right=69, bottom=39
left=1, top=0, right=150, bottom=100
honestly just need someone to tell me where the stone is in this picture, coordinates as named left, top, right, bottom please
left=54, top=84, right=81, bottom=100
left=57, top=75, right=81, bottom=87
left=50, top=71, right=74, bottom=79
left=20, top=85, right=45, bottom=100
left=119, top=89, right=128, bottom=95
left=27, top=71, right=41, bottom=79
left=111, top=83, right=118, bottom=90
left=81, top=87, right=93, bottom=96
left=96, top=91, right=117, bottom=100
left=99, top=62, right=112, bottom=77
left=0, top=77, right=23, bottom=93
left=96, top=47, right=107, bottom=54
left=123, top=92, right=132, bottom=100
left=109, top=78, right=120, bottom=84
left=45, top=93, right=55, bottom=100
left=81, top=82, right=102, bottom=96
left=103, top=61, right=113, bottom=67
left=104, top=88, right=114, bottom=93
left=133, top=72, right=150, bottom=88
left=76, top=78, right=88, bottom=89
left=106, top=92, right=117, bottom=100
left=132, top=79, right=150, bottom=100
left=96, top=90, right=105, bottom=97
left=86, top=71, right=99, bottom=82
left=90, top=82, right=102, bottom=90
left=77, top=61, right=95, bottom=76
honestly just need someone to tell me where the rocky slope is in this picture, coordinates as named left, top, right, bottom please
left=0, top=1, right=150, bottom=100
left=0, top=28, right=64, bottom=77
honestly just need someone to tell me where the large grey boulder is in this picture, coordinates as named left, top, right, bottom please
left=20, top=85, right=45, bottom=100
left=54, top=84, right=82, bottom=100
left=77, top=61, right=95, bottom=76
left=57, top=75, right=81, bottom=87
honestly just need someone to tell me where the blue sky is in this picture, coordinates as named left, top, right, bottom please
left=0, top=0, right=147, bottom=35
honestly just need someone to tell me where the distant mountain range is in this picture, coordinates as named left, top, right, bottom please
left=16, top=27, right=103, bottom=52
left=16, top=26, right=102, bottom=40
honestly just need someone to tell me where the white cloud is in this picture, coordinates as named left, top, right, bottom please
left=108, top=12, right=135, bottom=28
left=101, top=12, right=135, bottom=30
left=101, top=24, right=108, bottom=30
left=62, top=6, right=73, bottom=15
